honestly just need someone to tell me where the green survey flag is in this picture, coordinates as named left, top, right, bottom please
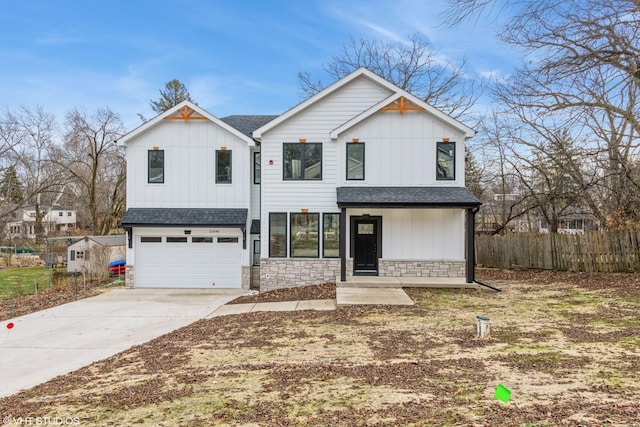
left=494, top=384, right=511, bottom=403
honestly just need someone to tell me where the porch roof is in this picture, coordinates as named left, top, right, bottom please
left=121, top=208, right=248, bottom=228
left=336, top=186, right=481, bottom=208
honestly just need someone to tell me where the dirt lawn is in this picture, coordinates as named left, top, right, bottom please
left=1, top=269, right=640, bottom=426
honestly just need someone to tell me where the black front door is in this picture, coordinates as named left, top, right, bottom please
left=353, top=218, right=379, bottom=274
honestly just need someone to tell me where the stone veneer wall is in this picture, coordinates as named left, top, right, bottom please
left=125, top=264, right=134, bottom=288
left=241, top=266, right=251, bottom=290
left=259, top=259, right=466, bottom=291
left=378, top=260, right=465, bottom=278
left=259, top=258, right=345, bottom=292
left=250, top=266, right=261, bottom=290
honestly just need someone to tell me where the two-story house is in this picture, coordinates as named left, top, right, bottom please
left=6, top=205, right=77, bottom=239
left=118, top=68, right=480, bottom=291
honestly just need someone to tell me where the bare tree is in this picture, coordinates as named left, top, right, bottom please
left=54, top=108, right=125, bottom=235
left=2, top=106, right=62, bottom=243
left=298, top=34, right=484, bottom=121
left=449, top=0, right=640, bottom=227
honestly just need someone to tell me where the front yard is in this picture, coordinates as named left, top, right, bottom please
left=1, top=269, right=640, bottom=426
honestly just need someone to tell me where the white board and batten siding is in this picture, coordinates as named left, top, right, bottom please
left=346, top=208, right=465, bottom=260
left=126, top=120, right=250, bottom=210
left=132, top=227, right=244, bottom=288
left=259, top=76, right=394, bottom=245
left=259, top=74, right=470, bottom=260
left=336, top=111, right=467, bottom=187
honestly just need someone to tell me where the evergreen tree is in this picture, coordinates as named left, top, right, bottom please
left=149, top=79, right=194, bottom=114
left=0, top=165, right=23, bottom=204
left=465, top=148, right=484, bottom=200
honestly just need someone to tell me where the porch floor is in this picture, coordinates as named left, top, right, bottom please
left=337, top=276, right=478, bottom=289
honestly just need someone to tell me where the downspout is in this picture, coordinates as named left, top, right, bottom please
left=466, top=206, right=501, bottom=292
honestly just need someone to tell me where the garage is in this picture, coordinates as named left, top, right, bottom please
left=135, top=233, right=241, bottom=288
left=121, top=208, right=248, bottom=289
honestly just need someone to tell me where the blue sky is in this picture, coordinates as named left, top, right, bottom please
left=0, top=0, right=513, bottom=132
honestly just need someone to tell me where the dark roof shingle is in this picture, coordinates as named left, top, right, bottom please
left=121, top=208, right=247, bottom=228
left=220, top=115, right=279, bottom=138
left=337, top=187, right=481, bottom=208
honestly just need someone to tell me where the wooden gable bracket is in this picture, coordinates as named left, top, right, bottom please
left=164, top=105, right=208, bottom=122
left=380, top=96, right=425, bottom=114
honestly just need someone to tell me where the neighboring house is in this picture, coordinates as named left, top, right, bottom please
left=6, top=205, right=77, bottom=239
left=67, top=235, right=126, bottom=274
left=118, top=68, right=481, bottom=290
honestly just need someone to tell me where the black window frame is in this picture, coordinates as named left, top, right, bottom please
left=290, top=212, right=320, bottom=258
left=346, top=142, right=365, bottom=180
left=148, top=150, right=165, bottom=184
left=269, top=212, right=287, bottom=257
left=283, top=142, right=322, bottom=181
left=436, top=141, right=456, bottom=181
left=253, top=239, right=261, bottom=265
left=322, top=213, right=341, bottom=258
left=216, top=150, right=232, bottom=184
left=254, top=152, right=261, bottom=184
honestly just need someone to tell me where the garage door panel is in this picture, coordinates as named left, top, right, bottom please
left=135, top=233, right=242, bottom=288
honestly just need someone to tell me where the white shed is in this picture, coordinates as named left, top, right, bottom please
left=67, top=235, right=126, bottom=274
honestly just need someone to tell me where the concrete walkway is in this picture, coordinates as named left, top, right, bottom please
left=0, top=288, right=242, bottom=397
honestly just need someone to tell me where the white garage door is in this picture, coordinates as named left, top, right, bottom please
left=135, top=234, right=241, bottom=288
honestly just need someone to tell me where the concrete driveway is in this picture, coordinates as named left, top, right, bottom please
left=0, top=288, right=242, bottom=397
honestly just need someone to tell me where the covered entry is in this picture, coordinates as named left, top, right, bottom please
left=351, top=216, right=382, bottom=275
left=337, top=187, right=481, bottom=282
left=121, top=208, right=248, bottom=288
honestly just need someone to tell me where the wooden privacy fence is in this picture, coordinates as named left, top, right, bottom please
left=476, top=230, right=640, bottom=273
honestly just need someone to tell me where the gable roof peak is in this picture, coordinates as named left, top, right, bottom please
left=116, top=100, right=254, bottom=146
left=253, top=67, right=474, bottom=140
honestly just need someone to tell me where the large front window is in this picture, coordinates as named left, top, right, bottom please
left=436, top=141, right=455, bottom=180
left=148, top=150, right=164, bottom=184
left=283, top=143, right=322, bottom=180
left=216, top=150, right=232, bottom=183
left=323, top=213, right=340, bottom=257
left=269, top=213, right=287, bottom=257
left=346, top=143, right=364, bottom=180
left=290, top=213, right=319, bottom=257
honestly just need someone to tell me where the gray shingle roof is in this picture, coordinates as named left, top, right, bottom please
left=121, top=208, right=248, bottom=228
left=89, top=235, right=126, bottom=246
left=220, top=115, right=279, bottom=138
left=336, top=187, right=481, bottom=208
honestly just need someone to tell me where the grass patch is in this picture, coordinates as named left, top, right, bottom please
left=0, top=266, right=55, bottom=299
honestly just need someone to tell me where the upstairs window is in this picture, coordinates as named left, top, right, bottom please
left=283, top=143, right=322, bottom=180
left=148, top=150, right=165, bottom=184
left=346, top=142, right=365, bottom=180
left=436, top=141, right=455, bottom=180
left=216, top=150, right=232, bottom=183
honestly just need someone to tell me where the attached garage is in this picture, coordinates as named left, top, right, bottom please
left=121, top=208, right=248, bottom=289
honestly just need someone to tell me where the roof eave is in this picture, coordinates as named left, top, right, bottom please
left=337, top=202, right=482, bottom=209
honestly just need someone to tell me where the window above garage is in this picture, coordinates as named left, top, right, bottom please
left=148, top=150, right=164, bottom=184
